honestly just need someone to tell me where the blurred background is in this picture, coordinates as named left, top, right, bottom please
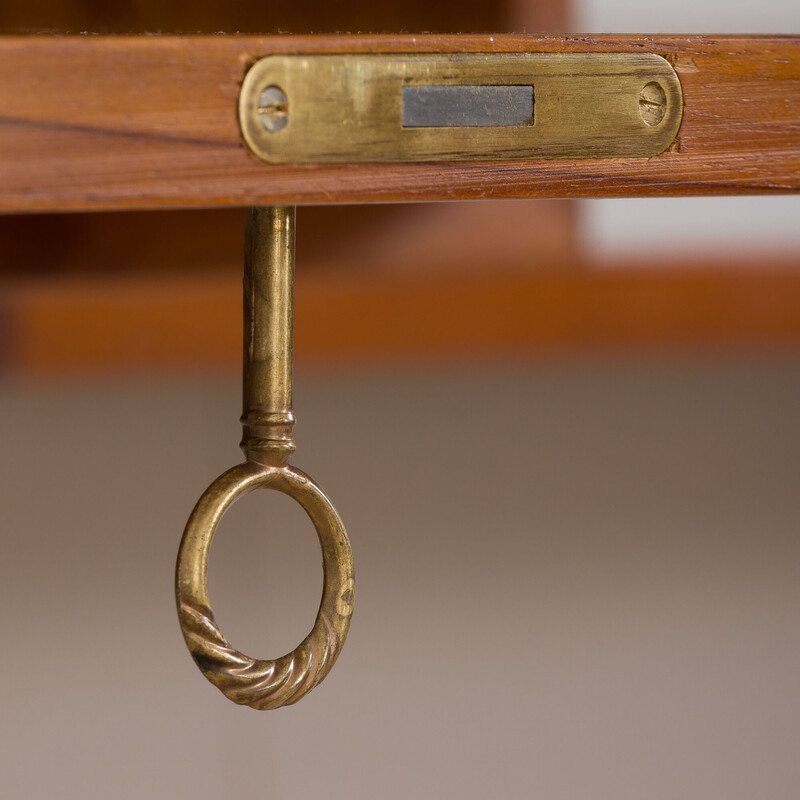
left=1, top=1, right=800, bottom=798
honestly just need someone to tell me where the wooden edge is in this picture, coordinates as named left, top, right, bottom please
left=3, top=259, right=800, bottom=375
left=0, top=34, right=798, bottom=210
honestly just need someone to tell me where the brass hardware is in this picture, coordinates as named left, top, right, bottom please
left=639, top=81, right=668, bottom=126
left=257, top=86, right=289, bottom=133
left=176, top=207, right=354, bottom=710
left=239, top=53, right=683, bottom=164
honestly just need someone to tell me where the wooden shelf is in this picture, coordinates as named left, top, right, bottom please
left=0, top=34, right=798, bottom=211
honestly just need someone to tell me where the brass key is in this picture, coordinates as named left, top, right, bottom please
left=175, top=207, right=355, bottom=709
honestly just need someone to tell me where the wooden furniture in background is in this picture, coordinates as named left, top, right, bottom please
left=5, top=258, right=800, bottom=374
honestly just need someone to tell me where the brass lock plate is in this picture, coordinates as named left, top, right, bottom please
left=239, top=53, right=683, bottom=164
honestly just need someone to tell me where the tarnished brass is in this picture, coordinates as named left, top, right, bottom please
left=176, top=207, right=354, bottom=710
left=239, top=53, right=683, bottom=164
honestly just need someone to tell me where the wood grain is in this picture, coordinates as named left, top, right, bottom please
left=4, top=258, right=800, bottom=374
left=0, top=34, right=798, bottom=211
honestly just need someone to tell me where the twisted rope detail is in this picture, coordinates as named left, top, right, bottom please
left=179, top=596, right=345, bottom=710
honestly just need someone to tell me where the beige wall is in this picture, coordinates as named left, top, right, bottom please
left=1, top=358, right=798, bottom=797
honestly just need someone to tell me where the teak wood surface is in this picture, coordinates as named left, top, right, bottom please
left=0, top=34, right=799, bottom=211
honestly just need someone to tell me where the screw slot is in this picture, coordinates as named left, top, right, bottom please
left=258, top=86, right=289, bottom=132
left=639, top=82, right=667, bottom=126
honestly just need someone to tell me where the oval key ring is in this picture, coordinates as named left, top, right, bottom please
left=176, top=463, right=354, bottom=710
left=175, top=207, right=354, bottom=709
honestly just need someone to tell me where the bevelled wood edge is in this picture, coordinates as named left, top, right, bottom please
left=0, top=34, right=798, bottom=211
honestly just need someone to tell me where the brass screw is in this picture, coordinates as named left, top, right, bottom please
left=639, top=82, right=667, bottom=126
left=257, top=86, right=289, bottom=132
